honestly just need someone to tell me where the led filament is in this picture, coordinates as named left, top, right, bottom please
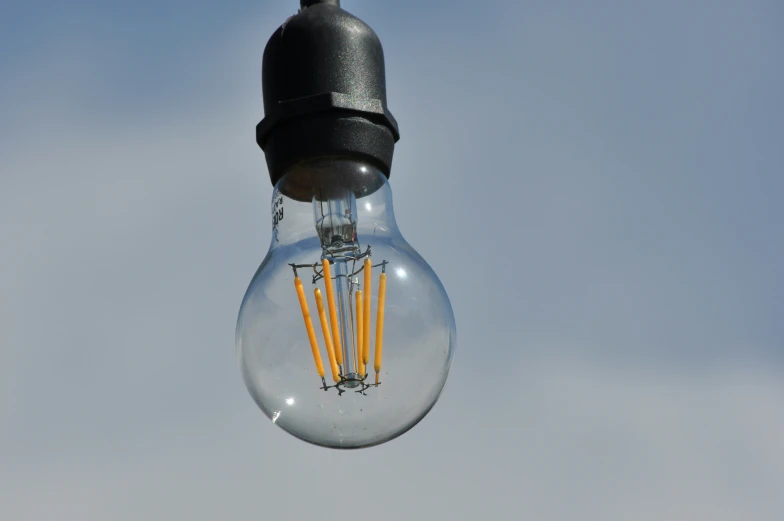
left=292, top=249, right=387, bottom=395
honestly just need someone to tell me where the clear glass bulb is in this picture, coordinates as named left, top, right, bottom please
left=236, top=158, right=456, bottom=448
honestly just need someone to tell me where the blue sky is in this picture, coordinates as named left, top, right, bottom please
left=1, top=1, right=783, bottom=519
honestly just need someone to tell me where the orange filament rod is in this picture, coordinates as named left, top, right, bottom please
left=321, top=259, right=343, bottom=367
left=363, top=258, right=372, bottom=365
left=356, top=290, right=365, bottom=377
left=314, top=288, right=340, bottom=383
left=294, top=277, right=324, bottom=381
left=374, top=272, right=387, bottom=383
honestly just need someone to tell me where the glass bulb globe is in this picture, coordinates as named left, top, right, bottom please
left=236, top=158, right=456, bottom=448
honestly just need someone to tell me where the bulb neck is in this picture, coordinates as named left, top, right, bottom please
left=276, top=158, right=387, bottom=202
left=268, top=161, right=399, bottom=251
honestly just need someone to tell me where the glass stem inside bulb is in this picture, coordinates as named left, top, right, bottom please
left=334, top=260, right=359, bottom=383
left=314, top=188, right=362, bottom=388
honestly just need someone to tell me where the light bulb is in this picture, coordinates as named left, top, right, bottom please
left=237, top=0, right=454, bottom=447
left=236, top=158, right=456, bottom=448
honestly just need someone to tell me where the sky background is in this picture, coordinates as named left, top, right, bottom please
left=1, top=0, right=783, bottom=519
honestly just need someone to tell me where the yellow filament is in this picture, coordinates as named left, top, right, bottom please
left=356, top=290, right=364, bottom=377
left=294, top=277, right=324, bottom=379
left=322, top=259, right=343, bottom=366
left=314, top=288, right=340, bottom=383
left=374, top=272, right=387, bottom=378
left=363, top=258, right=372, bottom=365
